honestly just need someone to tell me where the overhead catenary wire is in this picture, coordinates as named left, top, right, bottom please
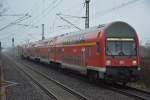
left=0, top=14, right=28, bottom=17
left=9, top=0, right=42, bottom=41
left=0, top=14, right=31, bottom=32
left=17, top=0, right=86, bottom=40
left=91, top=0, right=141, bottom=18
left=66, top=1, right=86, bottom=29
left=73, top=0, right=141, bottom=27
left=56, top=13, right=82, bottom=31
left=21, top=0, right=62, bottom=31
left=33, top=0, right=63, bottom=25
left=26, top=0, right=61, bottom=26
left=20, top=0, right=63, bottom=40
left=15, top=23, right=39, bottom=28
left=1, top=0, right=143, bottom=47
left=0, top=13, right=31, bottom=32
left=0, top=0, right=38, bottom=41
left=51, top=1, right=85, bottom=32
left=57, top=13, right=86, bottom=19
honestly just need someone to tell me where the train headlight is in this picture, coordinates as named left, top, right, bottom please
left=132, top=60, right=137, bottom=65
left=106, top=60, right=111, bottom=65
left=137, top=67, right=141, bottom=71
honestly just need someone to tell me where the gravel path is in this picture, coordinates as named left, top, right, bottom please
left=18, top=57, right=136, bottom=100
left=2, top=55, right=51, bottom=100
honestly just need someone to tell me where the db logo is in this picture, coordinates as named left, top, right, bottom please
left=119, top=60, right=124, bottom=65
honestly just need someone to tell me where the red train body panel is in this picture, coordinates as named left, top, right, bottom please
left=19, top=21, right=141, bottom=84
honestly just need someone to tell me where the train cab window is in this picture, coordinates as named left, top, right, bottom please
left=96, top=42, right=100, bottom=54
left=106, top=38, right=136, bottom=56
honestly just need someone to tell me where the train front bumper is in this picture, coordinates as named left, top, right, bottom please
left=104, top=67, right=141, bottom=83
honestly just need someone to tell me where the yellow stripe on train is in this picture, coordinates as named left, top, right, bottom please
left=76, top=42, right=96, bottom=46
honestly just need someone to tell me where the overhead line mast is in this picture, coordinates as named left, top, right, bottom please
left=85, top=0, right=90, bottom=29
left=42, top=24, right=45, bottom=40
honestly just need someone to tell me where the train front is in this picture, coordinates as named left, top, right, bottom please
left=103, top=21, right=141, bottom=84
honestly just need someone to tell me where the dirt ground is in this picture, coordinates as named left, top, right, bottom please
left=140, top=57, right=150, bottom=89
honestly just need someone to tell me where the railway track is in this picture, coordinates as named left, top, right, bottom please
left=7, top=56, right=89, bottom=100
left=6, top=54, right=150, bottom=100
left=106, top=83, right=150, bottom=100
left=23, top=59, right=150, bottom=100
left=21, top=57, right=150, bottom=100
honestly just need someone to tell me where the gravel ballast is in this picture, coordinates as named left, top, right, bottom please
left=18, top=57, right=136, bottom=100
left=2, top=55, right=50, bottom=100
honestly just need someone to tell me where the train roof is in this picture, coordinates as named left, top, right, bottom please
left=54, top=21, right=136, bottom=39
left=104, top=21, right=136, bottom=38
left=30, top=21, right=137, bottom=47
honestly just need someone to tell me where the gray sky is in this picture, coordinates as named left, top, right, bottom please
left=0, top=0, right=149, bottom=47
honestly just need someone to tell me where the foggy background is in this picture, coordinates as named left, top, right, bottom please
left=0, top=0, right=149, bottom=47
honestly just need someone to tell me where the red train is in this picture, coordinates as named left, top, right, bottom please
left=18, top=21, right=141, bottom=85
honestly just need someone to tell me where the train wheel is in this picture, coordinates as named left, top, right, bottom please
left=88, top=71, right=99, bottom=83
left=57, top=64, right=62, bottom=72
left=122, top=82, right=127, bottom=86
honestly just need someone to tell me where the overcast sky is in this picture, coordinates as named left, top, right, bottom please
left=0, top=0, right=149, bottom=47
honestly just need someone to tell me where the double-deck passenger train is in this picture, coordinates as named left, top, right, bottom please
left=18, top=21, right=141, bottom=84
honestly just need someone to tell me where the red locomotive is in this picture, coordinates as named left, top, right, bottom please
left=18, top=21, right=141, bottom=84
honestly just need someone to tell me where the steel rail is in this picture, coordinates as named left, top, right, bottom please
left=11, top=55, right=150, bottom=100
left=7, top=55, right=89, bottom=100
left=106, top=84, right=150, bottom=100
left=21, top=61, right=89, bottom=100
left=13, top=61, right=59, bottom=100
left=22, top=58, right=150, bottom=100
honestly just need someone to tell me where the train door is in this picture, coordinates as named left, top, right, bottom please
left=61, top=48, right=64, bottom=61
left=48, top=48, right=50, bottom=60
left=86, top=46, right=92, bottom=66
left=82, top=48, right=86, bottom=66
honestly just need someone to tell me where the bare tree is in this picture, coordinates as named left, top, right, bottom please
left=0, top=1, right=7, bottom=16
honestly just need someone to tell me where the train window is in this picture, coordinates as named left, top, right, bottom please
left=96, top=42, right=100, bottom=54
left=106, top=40, right=136, bottom=56
left=48, top=48, right=51, bottom=52
left=88, top=46, right=92, bottom=56
left=62, top=48, right=64, bottom=52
